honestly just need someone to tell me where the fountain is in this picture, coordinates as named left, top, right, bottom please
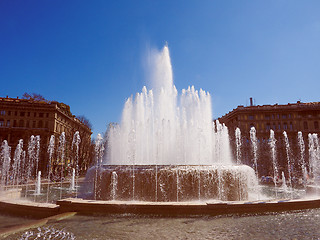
left=83, top=45, right=257, bottom=202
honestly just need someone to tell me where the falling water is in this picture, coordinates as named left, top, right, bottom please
left=47, top=135, right=55, bottom=203
left=35, top=136, right=41, bottom=181
left=269, top=130, right=278, bottom=191
left=94, top=134, right=104, bottom=200
left=12, top=139, right=23, bottom=187
left=1, top=140, right=11, bottom=188
left=70, top=168, right=75, bottom=191
left=20, top=151, right=26, bottom=187
left=235, top=127, right=242, bottom=165
left=309, top=134, right=320, bottom=184
left=250, top=127, right=259, bottom=177
left=297, top=132, right=307, bottom=188
left=58, top=132, right=66, bottom=199
left=111, top=171, right=118, bottom=200
left=314, top=135, right=320, bottom=184
left=72, top=131, right=81, bottom=197
left=35, top=171, right=41, bottom=195
left=281, top=171, right=288, bottom=192
left=283, top=131, right=293, bottom=197
left=249, top=127, right=261, bottom=199
left=26, top=135, right=40, bottom=197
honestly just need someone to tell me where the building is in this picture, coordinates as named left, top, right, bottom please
left=219, top=99, right=320, bottom=137
left=0, top=96, right=93, bottom=175
left=218, top=99, right=320, bottom=178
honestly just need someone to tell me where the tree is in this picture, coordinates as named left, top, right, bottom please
left=77, top=115, right=93, bottom=130
left=22, top=93, right=50, bottom=103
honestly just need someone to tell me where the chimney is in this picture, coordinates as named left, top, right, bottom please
left=250, top=97, right=253, bottom=106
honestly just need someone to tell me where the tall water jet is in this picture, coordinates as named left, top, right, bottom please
left=309, top=134, right=320, bottom=184
left=283, top=131, right=293, bottom=197
left=12, top=139, right=23, bottom=187
left=47, top=135, right=55, bottom=202
left=269, top=130, right=278, bottom=191
left=58, top=132, right=66, bottom=199
left=1, top=140, right=11, bottom=188
left=250, top=127, right=259, bottom=177
left=35, top=171, right=41, bottom=195
left=106, top=46, right=231, bottom=166
left=281, top=171, right=288, bottom=192
left=297, top=132, right=307, bottom=188
left=94, top=134, right=105, bottom=199
left=235, top=127, right=242, bottom=165
left=72, top=131, right=81, bottom=196
left=70, top=168, right=76, bottom=191
left=111, top=171, right=118, bottom=200
left=35, top=135, right=41, bottom=181
left=26, top=135, right=40, bottom=197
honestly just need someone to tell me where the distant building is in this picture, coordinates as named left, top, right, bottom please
left=0, top=96, right=92, bottom=174
left=218, top=99, right=320, bottom=178
left=219, top=99, right=320, bottom=137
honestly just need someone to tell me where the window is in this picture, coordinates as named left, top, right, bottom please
left=45, top=121, right=48, bottom=128
left=6, top=120, right=10, bottom=127
left=304, top=121, right=308, bottom=130
left=282, top=114, right=287, bottom=119
left=288, top=114, right=292, bottom=119
left=13, top=120, right=17, bottom=127
left=290, top=122, right=293, bottom=130
left=266, top=124, right=271, bottom=131
left=19, top=120, right=24, bottom=127
left=46, top=113, right=49, bottom=118
left=26, top=121, right=29, bottom=128
left=283, top=123, right=288, bottom=130
left=249, top=115, right=254, bottom=120
left=39, top=113, right=44, bottom=118
left=20, top=112, right=25, bottom=117
left=38, top=120, right=43, bottom=128
left=15, top=111, right=17, bottom=116
left=0, top=119, right=4, bottom=126
left=8, top=111, right=11, bottom=116
left=271, top=114, right=275, bottom=119
left=277, top=114, right=280, bottom=119
left=34, top=112, right=37, bottom=117
left=278, top=123, right=281, bottom=130
left=28, top=112, right=30, bottom=117
left=265, top=115, right=270, bottom=120
left=315, top=121, right=319, bottom=130
left=0, top=110, right=5, bottom=116
left=33, top=121, right=36, bottom=128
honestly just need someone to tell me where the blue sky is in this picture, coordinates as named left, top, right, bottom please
left=1, top=1, right=320, bottom=138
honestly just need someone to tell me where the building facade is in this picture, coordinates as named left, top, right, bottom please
left=219, top=100, right=320, bottom=179
left=0, top=96, right=92, bottom=175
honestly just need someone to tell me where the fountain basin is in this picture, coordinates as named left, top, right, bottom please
left=57, top=197, right=320, bottom=217
left=83, top=164, right=257, bottom=202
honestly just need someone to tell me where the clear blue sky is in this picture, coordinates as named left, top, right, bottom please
left=1, top=1, right=320, bottom=138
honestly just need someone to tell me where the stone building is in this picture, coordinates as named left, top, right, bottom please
left=219, top=99, right=320, bottom=137
left=0, top=96, right=92, bottom=175
left=218, top=99, right=320, bottom=179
